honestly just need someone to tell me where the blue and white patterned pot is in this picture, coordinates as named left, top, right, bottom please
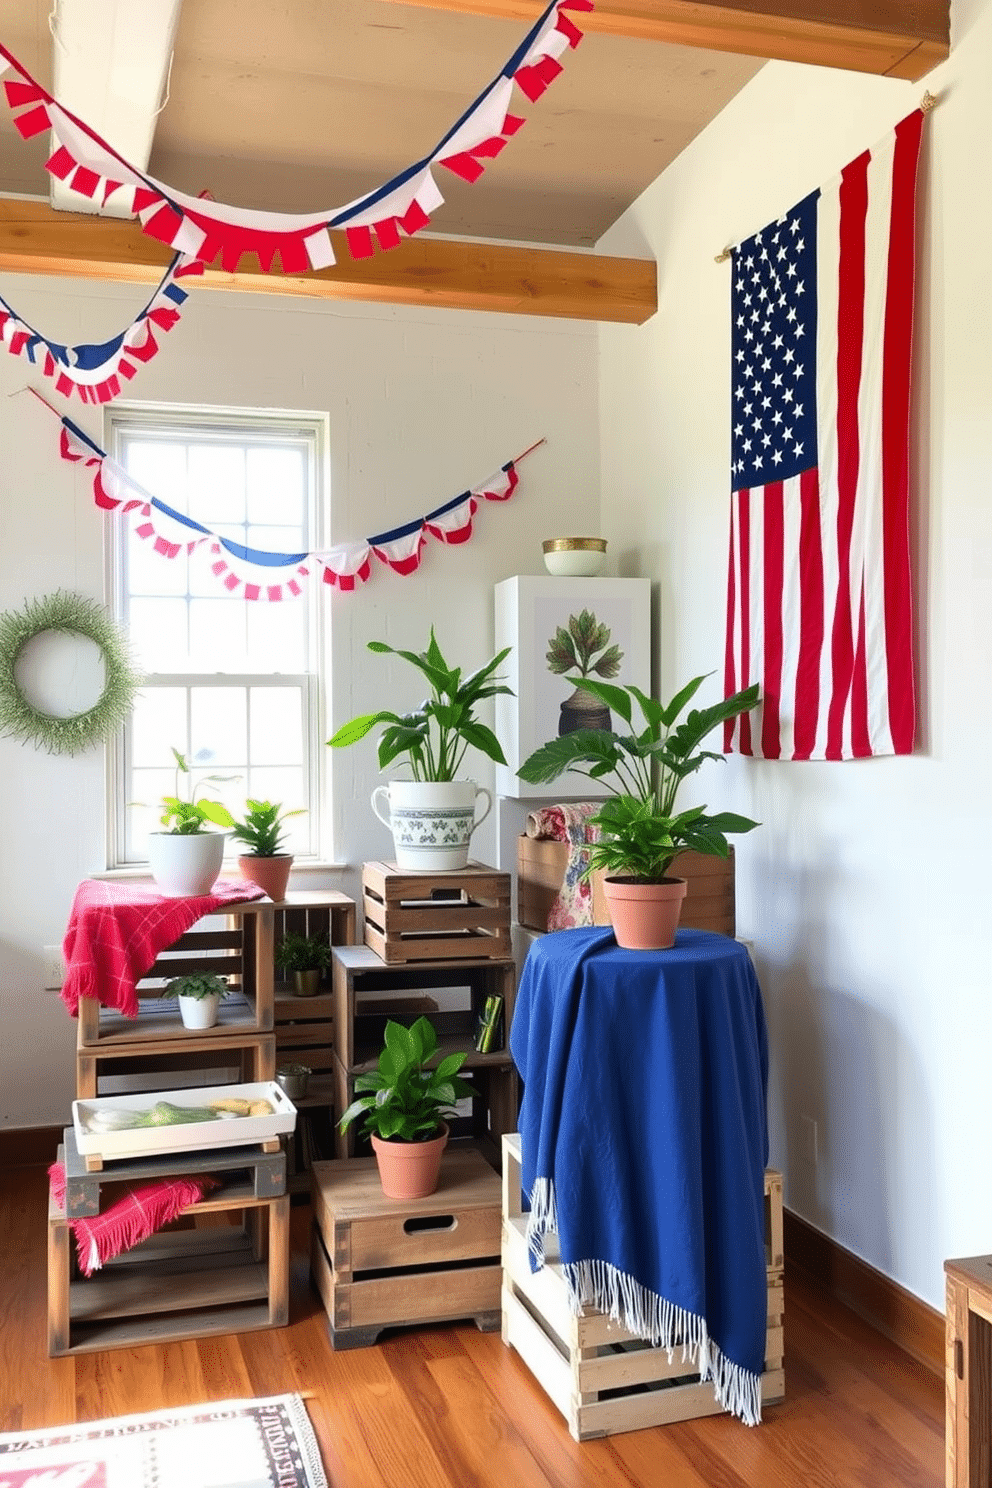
left=370, top=780, right=492, bottom=871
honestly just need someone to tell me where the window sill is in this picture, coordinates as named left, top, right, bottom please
left=92, top=859, right=349, bottom=880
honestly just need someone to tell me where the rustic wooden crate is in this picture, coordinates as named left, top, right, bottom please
left=76, top=899, right=280, bottom=1048
left=48, top=1142, right=289, bottom=1356
left=310, top=1149, right=503, bottom=1348
left=59, top=1123, right=286, bottom=1217
left=330, top=944, right=518, bottom=1160
left=362, top=860, right=511, bottom=963
left=501, top=1133, right=784, bottom=1440
left=75, top=1030, right=276, bottom=1101
left=517, top=838, right=736, bottom=938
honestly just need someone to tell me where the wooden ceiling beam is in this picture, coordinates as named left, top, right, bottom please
left=0, top=199, right=657, bottom=324
left=381, top=0, right=949, bottom=82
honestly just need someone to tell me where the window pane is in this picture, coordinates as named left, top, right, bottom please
left=250, top=687, right=303, bottom=764
left=188, top=445, right=246, bottom=525
left=127, top=531, right=189, bottom=597
left=123, top=441, right=188, bottom=508
left=247, top=447, right=305, bottom=525
left=132, top=689, right=188, bottom=766
left=129, top=598, right=190, bottom=670
left=191, top=687, right=248, bottom=774
left=246, top=602, right=306, bottom=671
left=189, top=599, right=249, bottom=670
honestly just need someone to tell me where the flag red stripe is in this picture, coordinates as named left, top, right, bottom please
left=738, top=488, right=753, bottom=756
left=761, top=482, right=784, bottom=758
left=851, top=584, right=870, bottom=755
left=881, top=109, right=924, bottom=755
left=826, top=149, right=869, bottom=761
left=793, top=467, right=824, bottom=759
left=723, top=499, right=738, bottom=752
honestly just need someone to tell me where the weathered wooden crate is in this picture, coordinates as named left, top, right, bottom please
left=517, top=838, right=736, bottom=938
left=310, top=1148, right=503, bottom=1349
left=48, top=1142, right=289, bottom=1356
left=501, top=1133, right=784, bottom=1440
left=362, top=860, right=511, bottom=963
left=59, top=1123, right=286, bottom=1217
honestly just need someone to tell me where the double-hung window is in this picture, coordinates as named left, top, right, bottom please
left=107, top=405, right=327, bottom=868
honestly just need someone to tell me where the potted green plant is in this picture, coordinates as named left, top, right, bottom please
left=147, top=748, right=236, bottom=897
left=338, top=1015, right=475, bottom=1199
left=326, top=628, right=514, bottom=871
left=517, top=673, right=762, bottom=949
left=230, top=798, right=305, bottom=902
left=274, top=931, right=332, bottom=997
left=162, top=972, right=231, bottom=1030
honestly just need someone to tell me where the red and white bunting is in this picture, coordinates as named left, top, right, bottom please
left=0, top=3, right=592, bottom=273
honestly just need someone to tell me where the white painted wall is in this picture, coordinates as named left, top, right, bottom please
left=0, top=278, right=599, bottom=1129
left=597, top=2, right=990, bottom=1308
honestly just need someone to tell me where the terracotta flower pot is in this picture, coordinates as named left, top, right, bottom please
left=603, top=876, right=688, bottom=951
left=371, top=1123, right=449, bottom=1200
left=238, top=853, right=293, bottom=902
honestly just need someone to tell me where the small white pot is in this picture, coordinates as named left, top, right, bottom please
left=147, top=831, right=227, bottom=897
left=371, top=780, right=492, bottom=871
left=177, top=993, right=221, bottom=1029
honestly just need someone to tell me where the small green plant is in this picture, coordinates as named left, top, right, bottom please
left=230, top=799, right=304, bottom=857
left=158, top=747, right=236, bottom=835
left=162, top=973, right=231, bottom=1002
left=326, top=628, right=513, bottom=782
left=338, top=1016, right=474, bottom=1143
left=518, top=673, right=762, bottom=883
left=546, top=608, right=623, bottom=682
left=274, top=932, right=332, bottom=975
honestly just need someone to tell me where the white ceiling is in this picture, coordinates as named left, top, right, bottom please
left=0, top=0, right=765, bottom=247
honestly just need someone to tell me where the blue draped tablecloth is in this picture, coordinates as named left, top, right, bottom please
left=510, top=925, right=769, bottom=1425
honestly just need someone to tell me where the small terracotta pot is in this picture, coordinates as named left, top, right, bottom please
left=238, top=854, right=293, bottom=902
left=371, top=1123, right=448, bottom=1200
left=603, top=876, right=687, bottom=951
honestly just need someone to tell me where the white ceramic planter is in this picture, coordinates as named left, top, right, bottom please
left=147, top=831, right=227, bottom=897
left=178, top=992, right=221, bottom=1029
left=370, top=780, right=492, bottom=871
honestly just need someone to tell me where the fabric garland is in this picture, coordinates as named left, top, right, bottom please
left=37, top=393, right=540, bottom=601
left=0, top=253, right=202, bottom=404
left=0, top=0, right=592, bottom=274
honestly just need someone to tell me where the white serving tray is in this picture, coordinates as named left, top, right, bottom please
left=72, top=1081, right=297, bottom=1163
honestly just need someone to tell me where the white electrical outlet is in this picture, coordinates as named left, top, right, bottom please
left=43, top=945, right=65, bottom=990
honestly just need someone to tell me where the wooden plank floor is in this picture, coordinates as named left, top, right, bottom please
left=0, top=1162, right=944, bottom=1488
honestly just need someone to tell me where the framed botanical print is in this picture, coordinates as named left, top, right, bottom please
left=494, top=575, right=651, bottom=799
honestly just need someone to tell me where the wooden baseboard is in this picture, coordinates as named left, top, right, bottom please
left=785, top=1207, right=943, bottom=1377
left=0, top=1125, right=62, bottom=1169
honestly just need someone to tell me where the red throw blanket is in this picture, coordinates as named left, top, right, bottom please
left=49, top=1162, right=219, bottom=1276
left=61, top=877, right=266, bottom=1019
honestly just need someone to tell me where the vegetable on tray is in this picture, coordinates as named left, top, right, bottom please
left=84, top=1097, right=274, bottom=1133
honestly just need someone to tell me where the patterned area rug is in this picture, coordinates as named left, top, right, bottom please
left=0, top=1394, right=328, bottom=1488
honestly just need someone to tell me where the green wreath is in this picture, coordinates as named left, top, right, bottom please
left=0, top=591, right=142, bottom=756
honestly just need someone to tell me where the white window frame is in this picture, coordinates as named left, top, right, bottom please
left=104, top=401, right=330, bottom=869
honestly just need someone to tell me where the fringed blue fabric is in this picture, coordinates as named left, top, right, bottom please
left=511, top=926, right=770, bottom=1426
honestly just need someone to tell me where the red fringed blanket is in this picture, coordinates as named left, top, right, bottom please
left=49, top=1162, right=219, bottom=1276
left=61, top=877, right=266, bottom=1019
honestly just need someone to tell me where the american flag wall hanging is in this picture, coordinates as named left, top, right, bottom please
left=0, top=0, right=592, bottom=274
left=724, top=106, right=927, bottom=762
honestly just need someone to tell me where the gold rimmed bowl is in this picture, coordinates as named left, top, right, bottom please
left=542, top=537, right=607, bottom=577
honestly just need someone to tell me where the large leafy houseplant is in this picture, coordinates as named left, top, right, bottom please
left=518, top=673, right=761, bottom=885
left=338, top=1016, right=474, bottom=1143
left=326, top=628, right=513, bottom=781
left=339, top=1016, right=475, bottom=1198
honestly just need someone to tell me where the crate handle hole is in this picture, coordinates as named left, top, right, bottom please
left=404, top=1214, right=457, bottom=1234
